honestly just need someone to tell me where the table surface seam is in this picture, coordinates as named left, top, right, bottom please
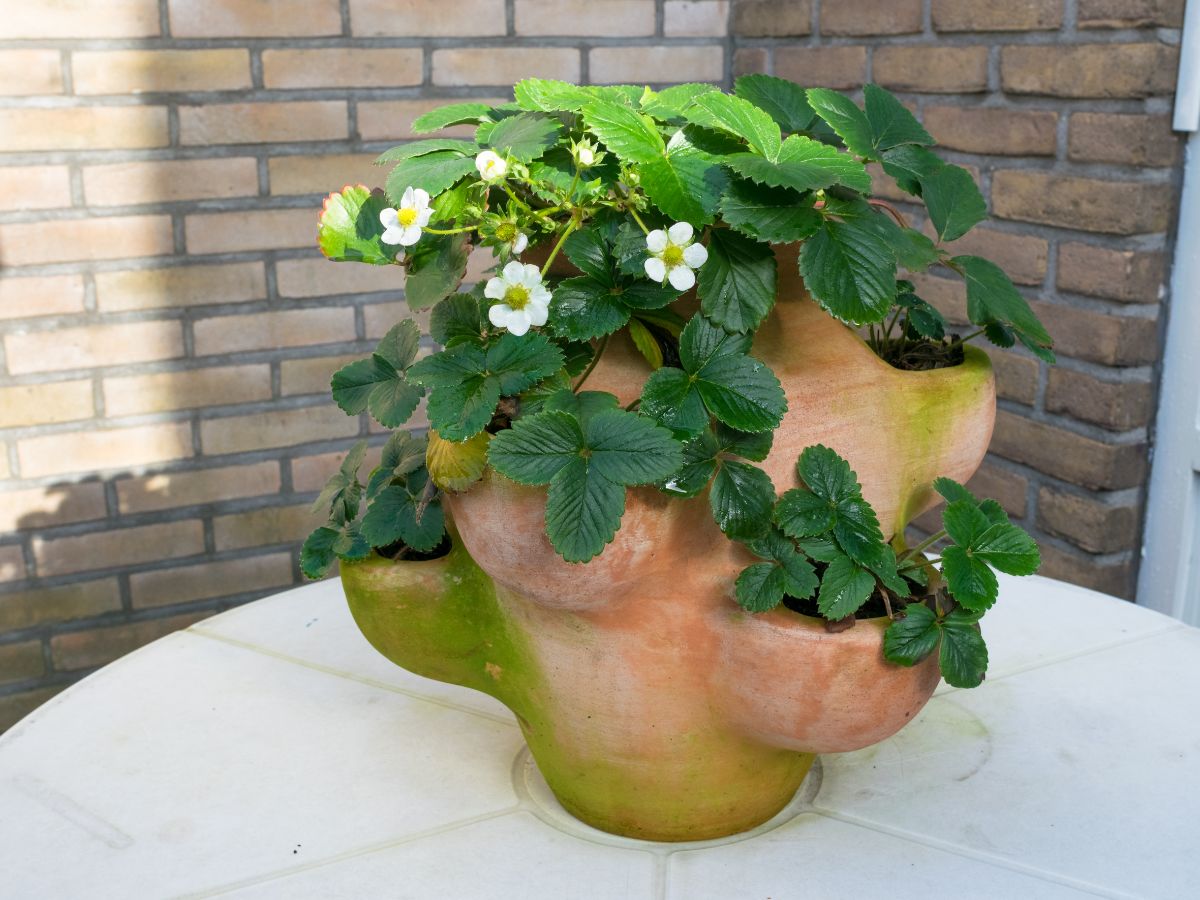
left=186, top=625, right=518, bottom=728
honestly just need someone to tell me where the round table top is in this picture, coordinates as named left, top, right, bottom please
left=0, top=572, right=1196, bottom=899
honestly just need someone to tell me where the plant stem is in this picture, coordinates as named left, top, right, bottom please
left=624, top=397, right=641, bottom=412
left=540, top=218, right=579, bottom=276
left=948, top=328, right=987, bottom=349
left=868, top=198, right=911, bottom=229
left=898, top=529, right=946, bottom=562
left=573, top=334, right=610, bottom=392
left=899, top=554, right=942, bottom=572
left=422, top=225, right=477, bottom=235
left=627, top=204, right=650, bottom=234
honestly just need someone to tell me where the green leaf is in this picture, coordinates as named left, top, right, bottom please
left=514, top=78, right=596, bottom=112
left=331, top=323, right=425, bottom=428
left=582, top=99, right=664, bottom=164
left=697, top=229, right=778, bottom=333
left=923, top=165, right=987, bottom=243
left=954, top=255, right=1055, bottom=363
left=775, top=487, right=836, bottom=537
left=806, top=88, right=874, bottom=158
left=973, top=524, right=1040, bottom=576
left=311, top=440, right=366, bottom=520
left=734, top=74, right=815, bottom=133
left=942, top=545, right=1000, bottom=612
left=301, top=521, right=370, bottom=579
left=366, top=431, right=427, bottom=499
left=639, top=132, right=728, bottom=225
left=543, top=456, right=626, bottom=562
left=430, top=292, right=487, bottom=347
left=780, top=445, right=887, bottom=568
left=939, top=609, right=988, bottom=688
left=549, top=277, right=631, bottom=341
left=883, top=603, right=940, bottom=665
left=727, top=134, right=871, bottom=194
left=863, top=84, right=934, bottom=152
left=411, top=102, right=494, bottom=134
left=361, top=479, right=445, bottom=552
left=426, top=429, right=490, bottom=492
left=375, top=139, right=478, bottom=165
left=737, top=527, right=819, bottom=612
left=799, top=201, right=897, bottom=325
left=735, top=563, right=789, bottom=612
left=639, top=367, right=709, bottom=440
left=543, top=389, right=620, bottom=424
left=385, top=151, right=477, bottom=201
left=719, top=179, right=821, bottom=244
left=375, top=318, right=421, bottom=370
left=584, top=408, right=685, bottom=485
left=889, top=227, right=942, bottom=273
left=640, top=82, right=718, bottom=119
left=487, top=409, right=583, bottom=484
left=318, top=186, right=401, bottom=266
left=563, top=224, right=616, bottom=285
left=943, top=498, right=990, bottom=546
left=900, top=292, right=946, bottom=340
left=817, top=551, right=875, bottom=620
left=628, top=317, right=664, bottom=369
left=933, top=476, right=977, bottom=506
left=405, top=233, right=471, bottom=309
left=710, top=460, right=775, bottom=541
left=486, top=112, right=563, bottom=162
left=880, top=144, right=944, bottom=196
left=684, top=91, right=782, bottom=160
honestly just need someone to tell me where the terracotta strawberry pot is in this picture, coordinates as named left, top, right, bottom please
left=341, top=244, right=996, bottom=842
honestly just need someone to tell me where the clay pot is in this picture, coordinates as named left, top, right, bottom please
left=341, top=243, right=995, bottom=842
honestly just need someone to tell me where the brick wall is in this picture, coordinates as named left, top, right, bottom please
left=0, top=0, right=1185, bottom=730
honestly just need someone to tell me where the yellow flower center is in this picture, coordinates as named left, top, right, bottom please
left=662, top=244, right=685, bottom=267
left=496, top=222, right=517, bottom=242
left=398, top=207, right=419, bottom=227
left=504, top=284, right=531, bottom=310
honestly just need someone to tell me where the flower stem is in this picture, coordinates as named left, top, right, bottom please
left=540, top=218, right=579, bottom=277
left=868, top=198, right=911, bottom=230
left=627, top=205, right=650, bottom=234
left=899, top=554, right=942, bottom=572
left=948, top=328, right=987, bottom=349
left=898, top=529, right=947, bottom=562
left=422, top=225, right=477, bottom=235
left=573, top=334, right=610, bottom=392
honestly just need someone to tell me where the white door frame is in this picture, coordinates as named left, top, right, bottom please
left=1138, top=1, right=1200, bottom=623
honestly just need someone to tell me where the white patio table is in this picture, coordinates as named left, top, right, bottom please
left=0, top=572, right=1196, bottom=899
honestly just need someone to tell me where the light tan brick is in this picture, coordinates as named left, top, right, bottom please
left=180, top=101, right=348, bottom=145
left=590, top=46, right=724, bottom=85
left=0, top=50, right=63, bottom=96
left=992, top=171, right=1173, bottom=236
left=1002, top=44, right=1178, bottom=98
left=0, top=483, right=107, bottom=533
left=213, top=504, right=323, bottom=550
left=923, top=106, right=1057, bottom=157
left=0, top=165, right=72, bottom=212
left=1068, top=113, right=1181, bottom=168
left=131, top=552, right=294, bottom=609
left=0, top=446, right=8, bottom=480
left=1078, top=0, right=1183, bottom=28
left=5, top=320, right=182, bottom=375
left=0, top=580, right=121, bottom=632
left=262, top=48, right=422, bottom=89
left=0, top=107, right=167, bottom=152
left=364, top=301, right=413, bottom=339
left=874, top=46, right=989, bottom=93
left=35, top=519, right=204, bottom=578
left=990, top=410, right=1146, bottom=490
left=95, top=262, right=266, bottom=312
left=0, top=275, right=85, bottom=320
left=169, top=0, right=342, bottom=37
left=291, top=444, right=384, bottom=493
left=18, top=422, right=194, bottom=478
left=665, top=1, right=730, bottom=36
left=774, top=47, right=867, bottom=90
left=268, top=153, right=382, bottom=196
left=1046, top=368, right=1153, bottom=431
left=84, top=158, right=259, bottom=206
left=350, top=0, right=506, bottom=36
left=940, top=227, right=1047, bottom=286
left=104, top=365, right=272, bottom=416
left=185, top=208, right=315, bottom=255
left=516, top=0, right=655, bottom=35
left=2, top=0, right=159, bottom=38
left=357, top=98, right=508, bottom=141
left=734, top=0, right=811, bottom=35
left=276, top=258, right=401, bottom=301
left=117, top=461, right=282, bottom=514
left=432, top=48, right=580, bottom=87
left=281, top=354, right=361, bottom=396
left=1057, top=243, right=1164, bottom=304
left=51, top=611, right=210, bottom=671
left=201, top=405, right=359, bottom=456
left=0, top=642, right=44, bottom=686
left=0, top=686, right=65, bottom=732
left=193, top=308, right=356, bottom=356
left=73, top=49, right=251, bottom=95
left=0, top=546, right=25, bottom=583
left=0, top=381, right=94, bottom=429
left=932, top=0, right=1063, bottom=31
left=0, top=215, right=173, bottom=267
left=821, top=0, right=921, bottom=34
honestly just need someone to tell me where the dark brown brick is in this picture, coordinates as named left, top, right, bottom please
left=941, top=227, right=1048, bottom=286
left=1068, top=113, right=1182, bottom=168
left=970, top=461, right=1030, bottom=518
left=1045, top=368, right=1154, bottom=431
left=0, top=685, right=65, bottom=733
left=1037, top=486, right=1140, bottom=553
left=774, top=46, right=866, bottom=90
left=992, top=171, right=1174, bottom=236
left=1057, top=243, right=1165, bottom=304
left=910, top=272, right=967, bottom=324
left=874, top=46, right=989, bottom=93
left=1037, top=543, right=1136, bottom=598
left=820, top=0, right=921, bottom=35
left=923, top=106, right=1058, bottom=157
left=932, top=0, right=1063, bottom=31
left=989, top=410, right=1147, bottom=490
left=1002, top=44, right=1179, bottom=98
left=0, top=640, right=44, bottom=685
left=1078, top=0, right=1184, bottom=28
left=990, top=348, right=1039, bottom=405
left=0, top=579, right=123, bottom=632
left=733, top=47, right=767, bottom=76
left=1028, top=300, right=1159, bottom=367
left=733, top=0, right=812, bottom=36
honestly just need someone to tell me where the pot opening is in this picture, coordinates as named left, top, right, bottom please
left=869, top=332, right=966, bottom=372
left=376, top=533, right=452, bottom=563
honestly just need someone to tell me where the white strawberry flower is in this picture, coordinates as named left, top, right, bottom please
left=485, top=261, right=551, bottom=336
left=644, top=222, right=708, bottom=291
left=380, top=186, right=432, bottom=247
left=509, top=231, right=529, bottom=255
left=475, top=150, right=508, bottom=182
